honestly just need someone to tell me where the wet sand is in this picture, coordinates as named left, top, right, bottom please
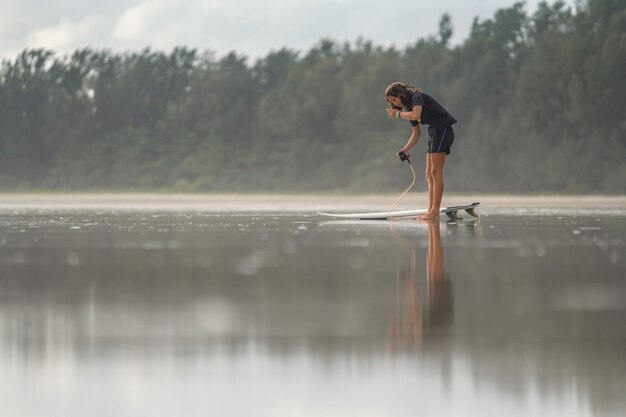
left=0, top=193, right=624, bottom=211
left=1, top=197, right=624, bottom=417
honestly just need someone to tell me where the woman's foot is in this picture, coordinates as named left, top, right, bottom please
left=419, top=212, right=439, bottom=221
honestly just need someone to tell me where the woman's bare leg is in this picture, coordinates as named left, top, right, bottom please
left=431, top=153, right=447, bottom=213
left=420, top=153, right=446, bottom=220
left=425, top=154, right=434, bottom=213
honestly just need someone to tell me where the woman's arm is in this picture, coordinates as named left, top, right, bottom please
left=398, top=105, right=423, bottom=122
left=399, top=124, right=421, bottom=155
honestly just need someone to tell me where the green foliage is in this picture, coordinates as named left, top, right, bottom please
left=439, top=14, right=454, bottom=46
left=0, top=0, right=624, bottom=193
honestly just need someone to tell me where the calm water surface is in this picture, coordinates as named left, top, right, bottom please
left=0, top=208, right=624, bottom=417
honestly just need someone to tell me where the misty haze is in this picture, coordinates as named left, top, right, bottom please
left=0, top=0, right=624, bottom=416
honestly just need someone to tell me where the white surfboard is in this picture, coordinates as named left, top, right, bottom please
left=317, top=202, right=480, bottom=220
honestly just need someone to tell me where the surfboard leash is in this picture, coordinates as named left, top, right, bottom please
left=389, top=152, right=416, bottom=213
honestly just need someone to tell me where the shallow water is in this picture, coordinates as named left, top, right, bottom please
left=0, top=208, right=624, bottom=417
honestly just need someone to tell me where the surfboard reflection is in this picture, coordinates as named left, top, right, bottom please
left=389, top=221, right=453, bottom=352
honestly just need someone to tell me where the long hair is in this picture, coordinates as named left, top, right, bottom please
left=385, top=82, right=422, bottom=111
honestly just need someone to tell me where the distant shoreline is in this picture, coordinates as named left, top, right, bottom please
left=0, top=193, right=624, bottom=211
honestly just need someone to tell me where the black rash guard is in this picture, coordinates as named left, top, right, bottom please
left=408, top=92, right=457, bottom=129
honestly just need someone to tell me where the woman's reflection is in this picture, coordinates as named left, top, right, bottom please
left=389, top=221, right=453, bottom=352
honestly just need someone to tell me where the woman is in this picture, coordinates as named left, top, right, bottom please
left=385, top=82, right=457, bottom=221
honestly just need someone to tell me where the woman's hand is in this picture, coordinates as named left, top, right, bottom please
left=386, top=108, right=400, bottom=118
left=396, top=149, right=410, bottom=160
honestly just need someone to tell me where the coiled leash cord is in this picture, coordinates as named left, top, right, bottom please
left=388, top=151, right=416, bottom=213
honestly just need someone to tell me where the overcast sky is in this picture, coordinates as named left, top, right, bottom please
left=0, top=0, right=576, bottom=62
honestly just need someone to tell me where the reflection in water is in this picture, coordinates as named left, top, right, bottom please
left=426, top=222, right=453, bottom=332
left=0, top=211, right=624, bottom=416
left=390, top=222, right=453, bottom=352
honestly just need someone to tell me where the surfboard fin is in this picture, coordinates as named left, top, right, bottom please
left=465, top=207, right=479, bottom=218
left=445, top=210, right=461, bottom=220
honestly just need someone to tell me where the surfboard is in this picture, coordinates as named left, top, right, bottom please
left=317, top=202, right=480, bottom=220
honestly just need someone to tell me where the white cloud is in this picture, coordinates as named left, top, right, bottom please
left=112, top=0, right=212, bottom=46
left=26, top=15, right=105, bottom=52
left=110, top=0, right=289, bottom=56
left=113, top=0, right=174, bottom=40
left=107, top=0, right=386, bottom=59
left=1, top=0, right=579, bottom=61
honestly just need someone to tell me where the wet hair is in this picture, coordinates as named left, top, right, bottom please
left=385, top=82, right=422, bottom=111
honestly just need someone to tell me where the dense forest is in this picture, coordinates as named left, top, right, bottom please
left=0, top=0, right=624, bottom=193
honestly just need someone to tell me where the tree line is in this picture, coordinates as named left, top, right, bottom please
left=0, top=0, right=624, bottom=193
